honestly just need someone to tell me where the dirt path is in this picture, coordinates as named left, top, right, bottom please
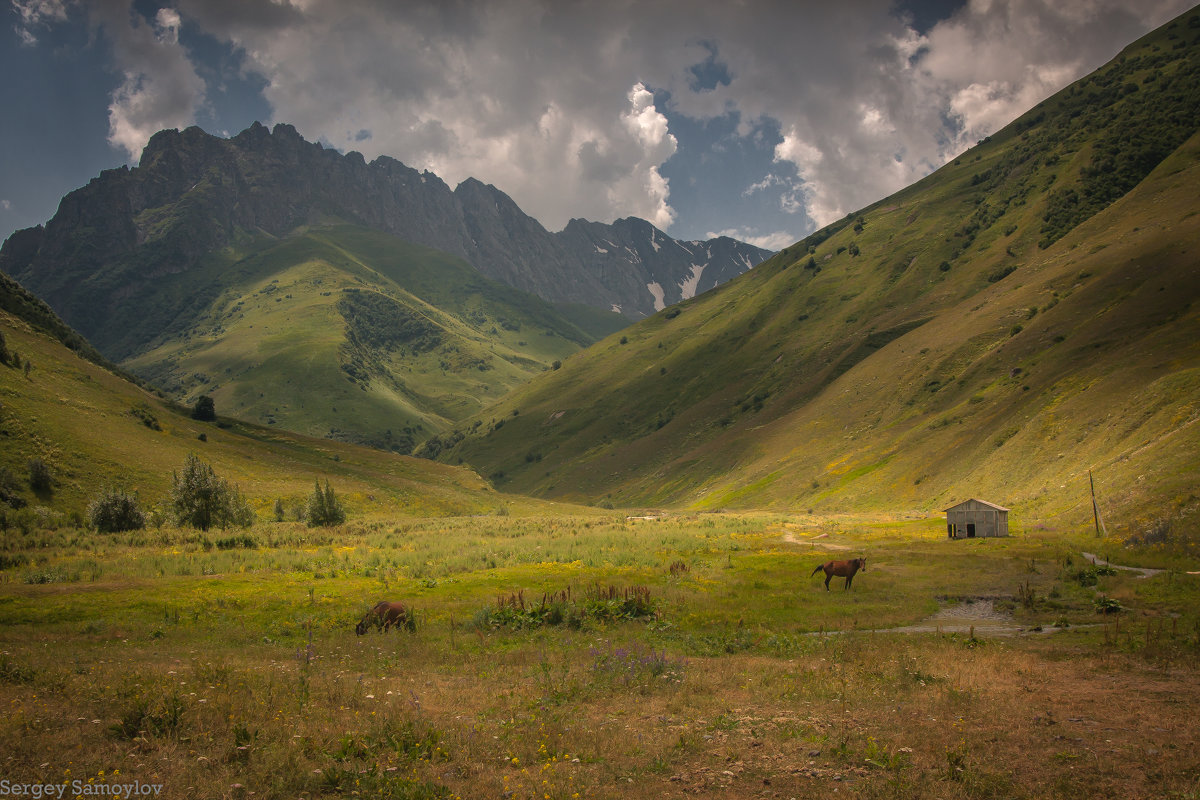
left=1081, top=552, right=1165, bottom=578
left=780, top=530, right=852, bottom=550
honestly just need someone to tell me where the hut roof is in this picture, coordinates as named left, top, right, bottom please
left=943, top=498, right=1010, bottom=513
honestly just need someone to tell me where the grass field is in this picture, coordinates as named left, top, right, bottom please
left=2, top=512, right=1198, bottom=799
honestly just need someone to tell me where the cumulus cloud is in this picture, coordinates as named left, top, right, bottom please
left=706, top=227, right=794, bottom=251
left=18, top=0, right=1195, bottom=236
left=76, top=0, right=208, bottom=161
left=172, top=0, right=693, bottom=231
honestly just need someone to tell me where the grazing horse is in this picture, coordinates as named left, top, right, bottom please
left=355, top=601, right=414, bottom=634
left=810, top=557, right=867, bottom=591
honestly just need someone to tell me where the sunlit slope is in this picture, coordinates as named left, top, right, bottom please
left=0, top=303, right=523, bottom=520
left=435, top=11, right=1200, bottom=529
left=122, top=225, right=607, bottom=451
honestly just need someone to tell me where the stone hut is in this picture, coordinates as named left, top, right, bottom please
left=945, top=498, right=1009, bottom=538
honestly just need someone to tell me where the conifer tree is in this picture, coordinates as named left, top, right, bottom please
left=305, top=479, right=346, bottom=527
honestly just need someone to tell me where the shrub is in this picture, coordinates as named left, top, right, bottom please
left=28, top=458, right=53, bottom=494
left=169, top=454, right=254, bottom=530
left=472, top=585, right=656, bottom=632
left=0, top=468, right=26, bottom=509
left=305, top=479, right=346, bottom=527
left=191, top=395, right=216, bottom=422
left=88, top=487, right=146, bottom=533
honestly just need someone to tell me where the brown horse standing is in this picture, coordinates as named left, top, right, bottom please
left=355, top=601, right=414, bottom=634
left=810, top=557, right=867, bottom=591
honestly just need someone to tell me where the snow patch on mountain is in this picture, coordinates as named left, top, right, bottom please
left=646, top=282, right=666, bottom=312
left=679, top=263, right=706, bottom=300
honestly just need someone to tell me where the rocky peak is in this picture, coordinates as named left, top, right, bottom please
left=3, top=122, right=773, bottom=357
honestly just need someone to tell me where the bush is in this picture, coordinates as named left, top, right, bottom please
left=191, top=395, right=216, bottom=422
left=169, top=454, right=254, bottom=530
left=28, top=458, right=53, bottom=494
left=305, top=479, right=346, bottom=527
left=0, top=468, right=26, bottom=509
left=88, top=487, right=146, bottom=533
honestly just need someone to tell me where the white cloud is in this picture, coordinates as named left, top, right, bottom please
left=735, top=0, right=1194, bottom=230
left=82, top=0, right=207, bottom=161
left=706, top=227, right=794, bottom=252
left=19, top=0, right=1196, bottom=237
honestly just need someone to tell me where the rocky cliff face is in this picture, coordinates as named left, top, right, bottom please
left=1, top=123, right=771, bottom=358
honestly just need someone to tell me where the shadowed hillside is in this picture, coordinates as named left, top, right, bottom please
left=433, top=7, right=1200, bottom=536
left=113, top=224, right=616, bottom=451
left=0, top=279, right=542, bottom=522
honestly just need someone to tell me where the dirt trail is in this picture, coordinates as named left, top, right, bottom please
left=1081, top=552, right=1165, bottom=578
left=780, top=530, right=851, bottom=550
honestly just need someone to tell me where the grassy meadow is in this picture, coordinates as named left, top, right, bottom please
left=2, top=511, right=1198, bottom=800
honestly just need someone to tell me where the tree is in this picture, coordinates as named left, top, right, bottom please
left=0, top=329, right=8, bottom=366
left=88, top=487, right=146, bottom=533
left=191, top=395, right=216, bottom=421
left=305, top=479, right=346, bottom=527
left=27, top=458, right=53, bottom=494
left=170, top=453, right=254, bottom=530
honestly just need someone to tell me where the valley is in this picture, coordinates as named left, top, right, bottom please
left=0, top=6, right=1199, bottom=800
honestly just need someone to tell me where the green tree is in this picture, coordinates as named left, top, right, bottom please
left=191, top=395, right=216, bottom=421
left=170, top=453, right=253, bottom=530
left=88, top=487, right=146, bottom=533
left=27, top=458, right=53, bottom=495
left=0, top=329, right=8, bottom=366
left=305, top=479, right=346, bottom=527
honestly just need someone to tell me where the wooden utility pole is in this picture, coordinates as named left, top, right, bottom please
left=1090, top=470, right=1101, bottom=537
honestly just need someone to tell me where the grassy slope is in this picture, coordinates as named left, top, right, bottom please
left=0, top=304, right=573, bottom=520
left=122, top=225, right=609, bottom=449
left=439, top=13, right=1200, bottom=533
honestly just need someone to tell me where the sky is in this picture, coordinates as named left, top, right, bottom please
left=2, top=0, right=1195, bottom=252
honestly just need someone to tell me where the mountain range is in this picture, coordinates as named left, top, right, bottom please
left=0, top=121, right=770, bottom=348
left=427, top=6, right=1200, bottom=531
left=1, top=7, right=1198, bottom=537
left=0, top=124, right=769, bottom=448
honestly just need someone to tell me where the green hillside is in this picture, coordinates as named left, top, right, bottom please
left=434, top=8, right=1200, bottom=535
left=0, top=296, right=557, bottom=524
left=119, top=225, right=620, bottom=451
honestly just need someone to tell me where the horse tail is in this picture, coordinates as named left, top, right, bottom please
left=810, top=563, right=824, bottom=577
